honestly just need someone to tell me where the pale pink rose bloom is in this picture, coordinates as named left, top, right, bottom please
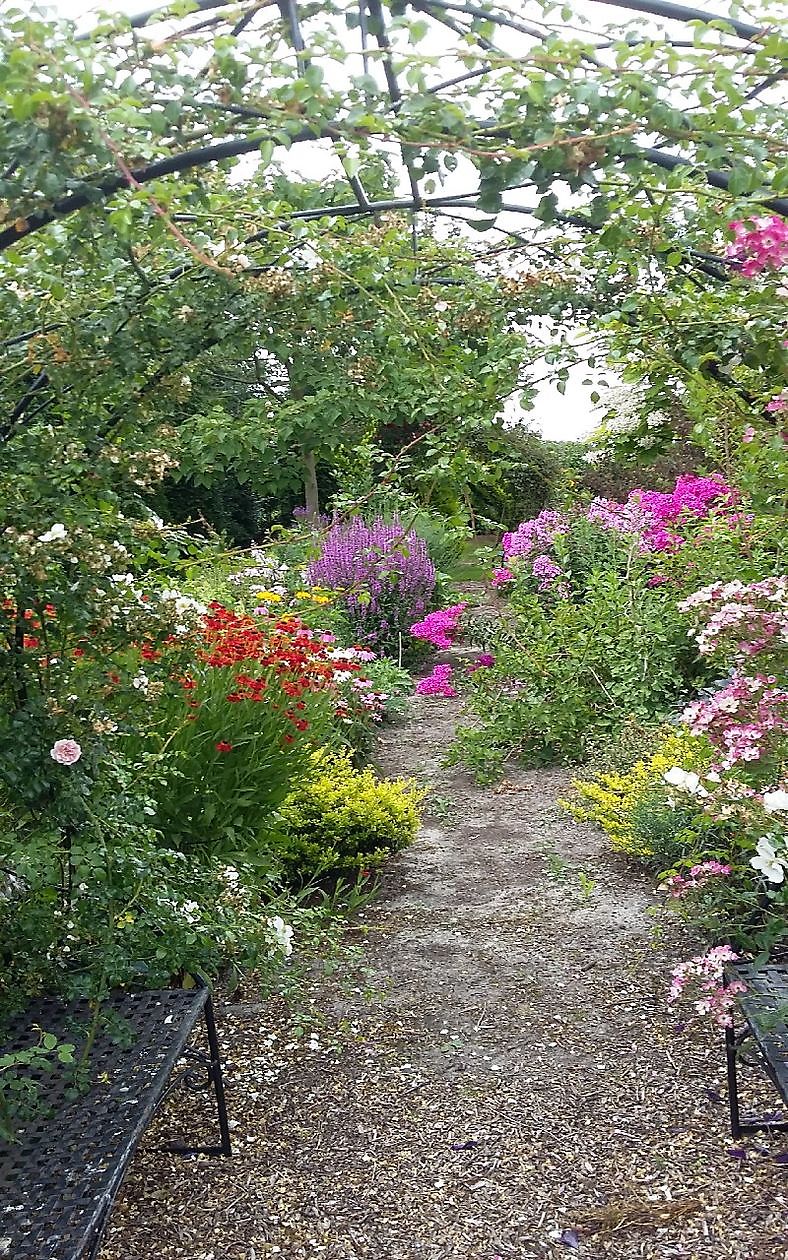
left=50, top=738, right=82, bottom=766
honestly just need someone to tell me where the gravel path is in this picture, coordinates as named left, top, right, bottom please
left=101, top=691, right=788, bottom=1260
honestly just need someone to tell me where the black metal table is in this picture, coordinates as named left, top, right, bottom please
left=725, top=961, right=788, bottom=1139
left=0, top=986, right=231, bottom=1260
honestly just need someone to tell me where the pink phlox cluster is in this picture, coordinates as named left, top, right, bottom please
left=416, top=663, right=457, bottom=697
left=502, top=510, right=568, bottom=561
left=668, top=944, right=746, bottom=1028
left=409, top=603, right=467, bottom=650
left=682, top=672, right=788, bottom=768
left=767, top=391, right=788, bottom=414
left=586, top=496, right=652, bottom=538
left=664, top=861, right=733, bottom=899
left=633, top=474, right=738, bottom=550
left=587, top=476, right=737, bottom=553
left=726, top=216, right=788, bottom=277
left=531, top=553, right=565, bottom=592
left=491, top=567, right=515, bottom=588
left=467, top=651, right=496, bottom=674
left=679, top=577, right=788, bottom=659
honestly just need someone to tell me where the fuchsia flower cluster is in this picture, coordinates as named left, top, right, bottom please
left=410, top=604, right=466, bottom=650
left=668, top=945, right=746, bottom=1028
left=726, top=215, right=788, bottom=277
left=663, top=861, right=732, bottom=899
left=678, top=577, right=788, bottom=660
left=307, top=516, right=435, bottom=647
left=416, top=664, right=457, bottom=697
left=682, top=672, right=788, bottom=769
left=589, top=474, right=738, bottom=553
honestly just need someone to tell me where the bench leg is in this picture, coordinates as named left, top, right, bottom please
left=203, top=992, right=233, bottom=1156
left=725, top=1021, right=742, bottom=1139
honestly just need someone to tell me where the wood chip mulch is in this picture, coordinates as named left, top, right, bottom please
left=101, top=693, right=788, bottom=1260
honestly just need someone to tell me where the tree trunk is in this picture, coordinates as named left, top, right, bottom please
left=302, top=447, right=320, bottom=522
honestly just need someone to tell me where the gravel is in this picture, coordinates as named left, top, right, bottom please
left=100, top=691, right=788, bottom=1260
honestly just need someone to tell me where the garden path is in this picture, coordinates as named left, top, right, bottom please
left=102, top=683, right=787, bottom=1260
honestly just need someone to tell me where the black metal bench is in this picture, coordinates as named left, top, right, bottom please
left=0, top=985, right=231, bottom=1260
left=725, top=961, right=788, bottom=1139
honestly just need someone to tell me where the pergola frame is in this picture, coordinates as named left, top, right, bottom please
left=1, top=0, right=786, bottom=254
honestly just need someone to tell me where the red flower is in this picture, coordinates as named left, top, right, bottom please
left=72, top=648, right=85, bottom=658
left=294, top=719, right=309, bottom=732
left=281, top=734, right=294, bottom=746
left=215, top=741, right=233, bottom=753
left=23, top=635, right=39, bottom=649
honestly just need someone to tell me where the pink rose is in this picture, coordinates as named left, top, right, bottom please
left=50, top=738, right=82, bottom=766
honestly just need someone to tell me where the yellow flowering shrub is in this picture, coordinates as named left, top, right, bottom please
left=275, top=751, right=423, bottom=879
left=565, top=728, right=712, bottom=860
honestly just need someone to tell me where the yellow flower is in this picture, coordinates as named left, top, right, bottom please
left=310, top=594, right=330, bottom=605
left=294, top=591, right=312, bottom=600
left=255, top=590, right=283, bottom=602
left=115, top=911, right=135, bottom=929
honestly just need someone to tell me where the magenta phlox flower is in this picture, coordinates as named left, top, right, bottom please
left=416, top=663, right=457, bottom=697
left=467, top=651, right=496, bottom=674
left=586, top=476, right=737, bottom=554
left=491, top=567, right=515, bottom=588
left=410, top=604, right=466, bottom=650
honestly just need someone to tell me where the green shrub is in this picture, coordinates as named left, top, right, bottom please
left=274, top=752, right=422, bottom=880
left=564, top=727, right=715, bottom=865
left=454, top=575, right=701, bottom=776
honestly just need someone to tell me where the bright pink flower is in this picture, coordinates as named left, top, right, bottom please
left=491, top=567, right=515, bottom=587
left=410, top=604, right=466, bottom=650
left=726, top=216, right=788, bottom=276
left=416, top=664, right=457, bottom=697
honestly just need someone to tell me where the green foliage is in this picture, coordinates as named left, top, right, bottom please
left=0, top=1029, right=75, bottom=1143
left=455, top=574, right=701, bottom=776
left=467, top=429, right=563, bottom=529
left=274, top=752, right=422, bottom=881
left=565, top=727, right=715, bottom=864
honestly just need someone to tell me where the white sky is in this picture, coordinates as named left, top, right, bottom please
left=40, top=0, right=744, bottom=442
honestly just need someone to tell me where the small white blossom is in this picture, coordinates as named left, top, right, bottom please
left=268, top=915, right=294, bottom=957
left=663, top=766, right=708, bottom=796
left=763, top=789, right=788, bottom=814
left=38, top=523, right=68, bottom=543
left=750, top=836, right=788, bottom=884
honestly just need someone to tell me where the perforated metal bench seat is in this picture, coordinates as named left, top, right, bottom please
left=0, top=986, right=230, bottom=1260
left=725, top=961, right=788, bottom=1139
